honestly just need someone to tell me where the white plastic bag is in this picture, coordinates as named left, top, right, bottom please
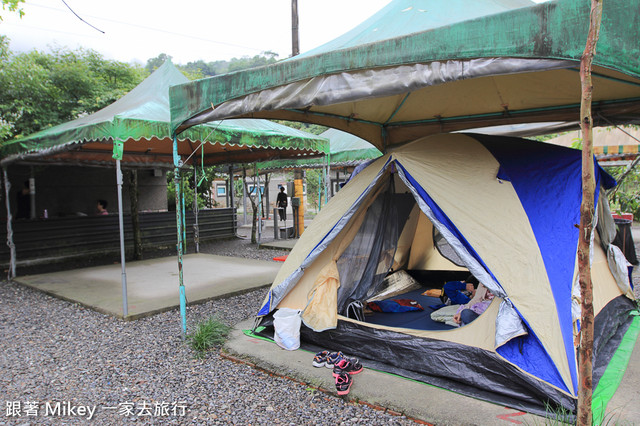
left=273, top=308, right=302, bottom=350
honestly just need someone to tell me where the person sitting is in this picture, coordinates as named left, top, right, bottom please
left=453, top=283, right=495, bottom=326
left=442, top=274, right=479, bottom=305
left=97, top=199, right=109, bottom=215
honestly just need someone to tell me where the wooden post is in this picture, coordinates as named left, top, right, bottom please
left=291, top=0, right=299, bottom=56
left=577, top=1, right=603, bottom=424
left=128, top=169, right=143, bottom=260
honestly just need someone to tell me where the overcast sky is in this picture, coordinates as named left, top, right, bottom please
left=1, top=0, right=550, bottom=65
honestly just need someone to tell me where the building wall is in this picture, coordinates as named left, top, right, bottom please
left=5, top=165, right=167, bottom=219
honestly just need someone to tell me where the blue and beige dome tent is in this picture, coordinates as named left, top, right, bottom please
left=253, top=132, right=637, bottom=415
left=168, top=0, right=640, bottom=416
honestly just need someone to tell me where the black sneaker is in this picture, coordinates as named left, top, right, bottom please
left=335, top=372, right=353, bottom=396
left=332, top=357, right=363, bottom=376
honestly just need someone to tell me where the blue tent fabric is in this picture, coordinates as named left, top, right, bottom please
left=475, top=135, right=617, bottom=394
left=397, top=157, right=571, bottom=393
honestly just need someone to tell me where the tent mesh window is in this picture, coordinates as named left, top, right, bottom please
left=433, top=227, right=465, bottom=267
left=336, top=178, right=415, bottom=313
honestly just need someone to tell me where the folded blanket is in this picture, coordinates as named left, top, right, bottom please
left=430, top=304, right=461, bottom=327
left=367, top=270, right=421, bottom=303
left=367, top=299, right=424, bottom=313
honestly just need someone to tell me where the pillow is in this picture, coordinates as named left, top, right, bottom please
left=367, top=299, right=424, bottom=313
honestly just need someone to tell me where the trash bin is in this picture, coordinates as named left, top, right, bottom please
left=613, top=218, right=638, bottom=265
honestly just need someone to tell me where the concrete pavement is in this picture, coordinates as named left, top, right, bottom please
left=224, top=318, right=640, bottom=425
left=14, top=253, right=280, bottom=320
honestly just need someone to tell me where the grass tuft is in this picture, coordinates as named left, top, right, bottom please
left=187, top=317, right=231, bottom=357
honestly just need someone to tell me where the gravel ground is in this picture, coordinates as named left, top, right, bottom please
left=2, top=232, right=640, bottom=425
left=0, top=236, right=417, bottom=425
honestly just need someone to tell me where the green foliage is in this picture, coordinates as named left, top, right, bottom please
left=275, top=120, right=328, bottom=136
left=227, top=52, right=279, bottom=73
left=187, top=317, right=231, bottom=357
left=606, top=165, right=640, bottom=220
left=167, top=167, right=223, bottom=211
left=150, top=51, right=280, bottom=80
left=1, top=0, right=24, bottom=20
left=305, top=169, right=322, bottom=212
left=0, top=39, right=145, bottom=140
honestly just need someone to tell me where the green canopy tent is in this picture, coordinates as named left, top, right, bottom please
left=0, top=60, right=328, bottom=330
left=256, top=128, right=383, bottom=205
left=167, top=0, right=640, bottom=415
left=169, top=0, right=640, bottom=148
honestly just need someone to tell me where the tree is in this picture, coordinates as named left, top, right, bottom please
left=576, top=0, right=603, bottom=424
left=0, top=39, right=145, bottom=140
left=145, top=53, right=171, bottom=73
left=1, top=0, right=24, bottom=21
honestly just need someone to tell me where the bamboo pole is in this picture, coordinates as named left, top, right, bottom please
left=577, top=0, right=603, bottom=424
left=172, top=136, right=187, bottom=338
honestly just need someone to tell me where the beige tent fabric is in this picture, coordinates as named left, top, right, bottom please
left=408, top=211, right=467, bottom=271
left=299, top=195, right=376, bottom=330
left=279, top=177, right=386, bottom=312
left=592, top=241, right=632, bottom=315
left=301, top=261, right=340, bottom=331
left=393, top=134, right=575, bottom=394
left=270, top=156, right=388, bottom=291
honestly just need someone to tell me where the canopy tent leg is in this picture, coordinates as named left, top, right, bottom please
left=181, top=179, right=187, bottom=255
left=115, top=159, right=129, bottom=318
left=173, top=136, right=187, bottom=338
left=326, top=153, right=331, bottom=204
left=194, top=165, right=200, bottom=253
left=228, top=165, right=235, bottom=231
left=242, top=174, right=248, bottom=226
left=255, top=164, right=262, bottom=244
left=3, top=167, right=16, bottom=280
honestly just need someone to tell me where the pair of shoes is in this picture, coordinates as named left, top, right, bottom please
left=312, top=350, right=345, bottom=368
left=312, top=350, right=330, bottom=367
left=333, top=357, right=363, bottom=396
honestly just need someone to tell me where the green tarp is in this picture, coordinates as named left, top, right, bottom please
left=257, top=127, right=382, bottom=170
left=169, top=0, right=640, bottom=152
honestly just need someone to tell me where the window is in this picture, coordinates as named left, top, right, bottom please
left=216, top=185, right=226, bottom=196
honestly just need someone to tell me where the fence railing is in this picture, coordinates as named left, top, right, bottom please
left=0, top=208, right=236, bottom=266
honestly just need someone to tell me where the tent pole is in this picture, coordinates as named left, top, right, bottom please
left=181, top=178, right=187, bottom=254
left=326, top=153, right=331, bottom=204
left=115, top=159, right=128, bottom=318
left=173, top=136, right=187, bottom=338
left=3, top=167, right=16, bottom=280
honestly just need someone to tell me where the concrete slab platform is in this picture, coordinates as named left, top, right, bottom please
left=15, top=254, right=280, bottom=320
left=225, top=319, right=640, bottom=425
left=259, top=239, right=298, bottom=251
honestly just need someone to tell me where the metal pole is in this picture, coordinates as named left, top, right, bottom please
left=326, top=153, right=331, bottom=204
left=173, top=136, right=187, bottom=338
left=255, top=164, right=262, bottom=244
left=116, top=159, right=128, bottom=318
left=318, top=173, right=322, bottom=212
left=194, top=166, right=200, bottom=253
left=3, top=167, right=16, bottom=280
left=242, top=173, right=247, bottom=226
